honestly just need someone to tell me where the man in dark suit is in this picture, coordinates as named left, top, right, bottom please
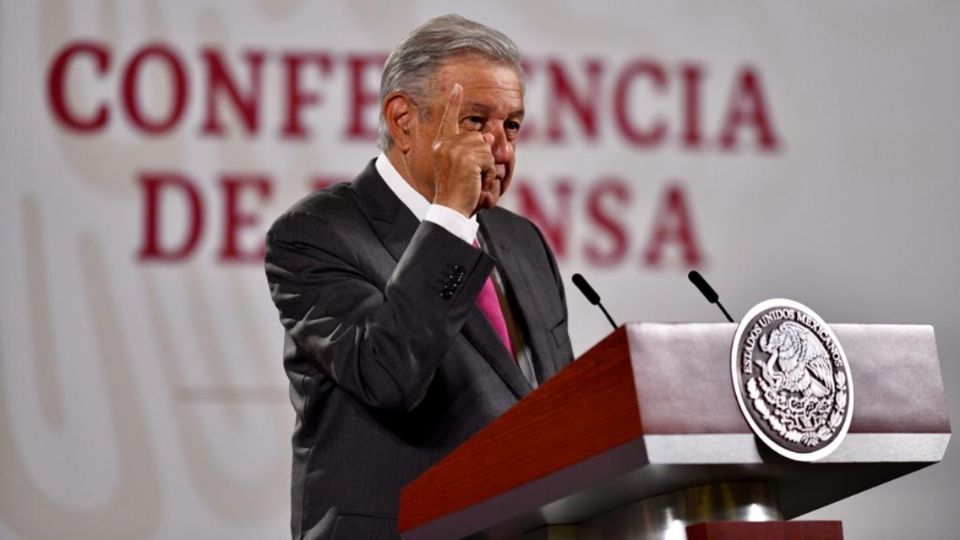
left=265, top=14, right=573, bottom=540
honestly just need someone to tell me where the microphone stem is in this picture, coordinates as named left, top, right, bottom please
left=716, top=301, right=734, bottom=323
left=598, top=303, right=618, bottom=329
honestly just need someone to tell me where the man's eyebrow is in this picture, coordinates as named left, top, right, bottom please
left=460, top=102, right=492, bottom=115
left=460, top=102, right=525, bottom=119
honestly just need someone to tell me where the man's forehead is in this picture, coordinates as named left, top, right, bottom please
left=432, top=57, right=523, bottom=89
left=432, top=64, right=522, bottom=107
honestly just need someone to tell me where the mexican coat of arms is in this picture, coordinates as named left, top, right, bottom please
left=731, top=299, right=854, bottom=461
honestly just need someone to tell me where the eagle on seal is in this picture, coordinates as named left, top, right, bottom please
left=759, top=321, right=835, bottom=398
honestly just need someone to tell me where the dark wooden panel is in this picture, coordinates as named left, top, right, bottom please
left=686, top=521, right=844, bottom=540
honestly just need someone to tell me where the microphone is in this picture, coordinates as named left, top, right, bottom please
left=688, top=270, right=735, bottom=323
left=572, top=273, right=617, bottom=330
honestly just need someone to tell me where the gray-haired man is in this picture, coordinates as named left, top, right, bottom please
left=265, top=14, right=573, bottom=539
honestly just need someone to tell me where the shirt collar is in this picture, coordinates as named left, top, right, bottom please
left=375, top=153, right=432, bottom=221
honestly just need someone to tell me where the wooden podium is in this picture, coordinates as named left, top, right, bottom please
left=398, top=323, right=950, bottom=540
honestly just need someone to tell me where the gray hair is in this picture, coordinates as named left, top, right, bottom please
left=377, top=14, right=523, bottom=150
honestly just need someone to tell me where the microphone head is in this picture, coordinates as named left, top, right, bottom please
left=572, top=273, right=601, bottom=305
left=688, top=270, right=719, bottom=304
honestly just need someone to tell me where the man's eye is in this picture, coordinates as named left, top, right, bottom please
left=505, top=120, right=521, bottom=133
left=462, top=116, right=485, bottom=129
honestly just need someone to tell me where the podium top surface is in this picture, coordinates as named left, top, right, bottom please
left=628, top=323, right=948, bottom=436
left=398, top=323, right=951, bottom=540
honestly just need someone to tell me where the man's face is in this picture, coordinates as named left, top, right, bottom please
left=406, top=56, right=524, bottom=212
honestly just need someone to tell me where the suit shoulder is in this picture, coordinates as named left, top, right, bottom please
left=483, top=206, right=544, bottom=241
left=281, top=182, right=356, bottom=221
left=484, top=206, right=537, bottom=230
left=268, top=182, right=359, bottom=238
left=483, top=206, right=562, bottom=277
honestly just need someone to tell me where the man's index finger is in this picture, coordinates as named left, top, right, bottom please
left=435, top=83, right=463, bottom=140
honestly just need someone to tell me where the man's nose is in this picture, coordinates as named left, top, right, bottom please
left=485, top=123, right=514, bottom=163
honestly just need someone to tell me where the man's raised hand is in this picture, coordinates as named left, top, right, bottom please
left=431, top=83, right=496, bottom=217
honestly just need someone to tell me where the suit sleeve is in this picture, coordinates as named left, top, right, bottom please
left=265, top=210, right=494, bottom=411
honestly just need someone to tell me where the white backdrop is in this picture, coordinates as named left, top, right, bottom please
left=1, top=2, right=958, bottom=539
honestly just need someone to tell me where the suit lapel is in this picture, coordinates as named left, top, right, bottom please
left=461, top=309, right=533, bottom=400
left=352, top=159, right=532, bottom=399
left=478, top=211, right=562, bottom=383
left=352, top=159, right=420, bottom=262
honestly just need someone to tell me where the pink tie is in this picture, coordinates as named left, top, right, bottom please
left=473, top=241, right=515, bottom=358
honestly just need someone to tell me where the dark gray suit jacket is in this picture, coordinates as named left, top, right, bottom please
left=265, top=160, right=573, bottom=540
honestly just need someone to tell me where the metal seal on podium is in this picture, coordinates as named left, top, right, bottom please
left=731, top=298, right=854, bottom=461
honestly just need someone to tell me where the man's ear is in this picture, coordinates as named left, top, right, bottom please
left=383, top=93, right=416, bottom=151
